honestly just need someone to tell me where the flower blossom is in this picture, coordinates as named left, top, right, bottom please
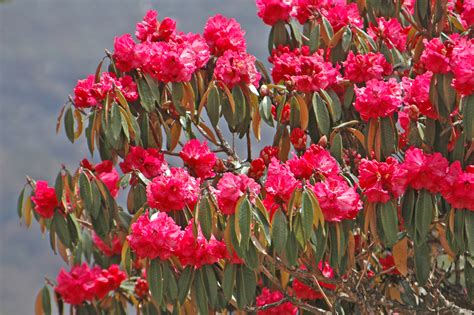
left=93, top=265, right=127, bottom=299
left=290, top=128, right=307, bottom=151
left=135, top=10, right=176, bottom=42
left=31, top=180, right=58, bottom=219
left=354, top=78, right=402, bottom=121
left=180, top=139, right=217, bottom=179
left=441, top=162, right=474, bottom=210
left=248, top=158, right=266, bottom=179
left=92, top=232, right=122, bottom=257
left=176, top=221, right=228, bottom=268
left=343, top=51, right=393, bottom=83
left=292, top=262, right=336, bottom=300
left=358, top=157, right=407, bottom=204
left=264, top=158, right=299, bottom=206
left=127, top=212, right=182, bottom=260
left=120, top=146, right=169, bottom=180
left=368, top=17, right=406, bottom=51
left=451, top=38, right=474, bottom=95
left=146, top=168, right=200, bottom=211
left=311, top=177, right=362, bottom=222
left=420, top=38, right=451, bottom=74
left=214, top=50, right=261, bottom=88
left=260, top=146, right=280, bottom=165
left=216, top=173, right=261, bottom=215
left=256, top=288, right=297, bottom=315
left=402, top=71, right=437, bottom=119
left=255, top=0, right=294, bottom=26
left=287, top=144, right=340, bottom=180
left=270, top=46, right=339, bottom=93
left=203, top=14, right=247, bottom=56
left=323, top=2, right=363, bottom=32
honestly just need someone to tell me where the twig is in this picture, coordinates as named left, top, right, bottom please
left=312, top=275, right=333, bottom=310
left=246, top=130, right=252, bottom=162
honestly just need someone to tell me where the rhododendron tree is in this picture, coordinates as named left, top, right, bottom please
left=18, top=1, right=474, bottom=314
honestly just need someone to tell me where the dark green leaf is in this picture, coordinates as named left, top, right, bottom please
left=414, top=242, right=431, bottom=285
left=342, top=27, right=352, bottom=52
left=203, top=265, right=218, bottom=308
left=285, top=232, right=298, bottom=267
left=42, top=285, right=51, bottom=315
left=272, top=209, right=288, bottom=255
left=380, top=117, right=396, bottom=158
left=232, top=85, right=246, bottom=125
left=148, top=259, right=164, bottom=307
left=309, top=25, right=320, bottom=53
left=402, top=188, right=416, bottom=238
left=178, top=267, right=194, bottom=304
left=110, top=104, right=122, bottom=142
left=330, top=133, right=343, bottom=164
left=301, top=191, right=314, bottom=240
left=207, top=86, right=221, bottom=128
left=289, top=19, right=302, bottom=44
left=463, top=94, right=474, bottom=142
left=312, top=93, right=331, bottom=135
left=222, top=263, right=236, bottom=302
left=64, top=107, right=75, bottom=143
left=53, top=212, right=72, bottom=248
left=197, top=197, right=213, bottom=241
left=194, top=269, right=209, bottom=314
left=137, top=77, right=155, bottom=113
left=236, top=198, right=251, bottom=250
left=79, top=173, right=93, bottom=213
left=17, top=187, right=25, bottom=219
left=378, top=201, right=399, bottom=248
left=415, top=190, right=434, bottom=246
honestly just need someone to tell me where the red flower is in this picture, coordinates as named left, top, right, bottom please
left=354, top=78, right=402, bottom=121
left=270, top=46, right=339, bottom=93
left=176, top=221, right=227, bottom=268
left=264, top=159, right=299, bottom=206
left=31, top=180, right=58, bottom=219
left=134, top=278, right=149, bottom=298
left=451, top=38, right=474, bottom=96
left=379, top=254, right=401, bottom=275
left=311, top=177, right=362, bottom=222
left=401, top=147, right=449, bottom=194
left=203, top=14, right=247, bottom=56
left=94, top=160, right=120, bottom=198
left=256, top=288, right=297, bottom=315
left=180, top=139, right=217, bottom=179
left=420, top=38, right=451, bottom=74
left=271, top=103, right=290, bottom=124
left=92, top=265, right=126, bottom=299
left=358, top=157, right=407, bottom=204
left=113, top=34, right=137, bottom=72
left=120, top=146, right=169, bottom=180
left=55, top=264, right=96, bottom=305
left=146, top=168, right=200, bottom=211
left=290, top=128, right=307, bottom=151
left=214, top=50, right=261, bottom=88
left=287, top=144, right=340, bottom=180
left=255, top=0, right=294, bottom=26
left=260, top=146, right=280, bottom=165
left=324, top=3, right=363, bottom=33
left=368, top=17, right=406, bottom=51
left=127, top=211, right=182, bottom=260
left=216, top=173, right=261, bottom=215
left=293, top=262, right=336, bottom=300
left=135, top=10, right=176, bottom=42
left=92, top=232, right=122, bottom=257
left=402, top=71, right=437, bottom=119
left=248, top=158, right=266, bottom=179
left=73, top=75, right=99, bottom=108
left=343, top=51, right=392, bottom=83
left=441, top=161, right=474, bottom=211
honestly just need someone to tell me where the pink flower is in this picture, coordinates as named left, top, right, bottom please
left=402, top=71, right=437, bottom=119
left=113, top=34, right=137, bottom=72
left=401, top=147, right=449, bottom=193
left=146, top=168, right=200, bottom=211
left=127, top=212, right=182, bottom=260
left=255, top=0, right=294, bottom=26
left=94, top=160, right=120, bottom=198
left=158, top=17, right=177, bottom=42
left=420, top=38, right=451, bottom=74
left=324, top=3, right=363, bottom=32
left=265, top=158, right=299, bottom=206
left=451, top=38, right=474, bottom=95
left=73, top=75, right=99, bottom=108
left=176, top=221, right=227, bottom=268
left=461, top=0, right=474, bottom=26
left=368, top=17, right=406, bottom=51
left=203, top=14, right=247, bottom=56
left=270, top=46, right=339, bottom=93
left=92, top=232, right=122, bottom=257
left=175, top=33, right=210, bottom=69
left=287, top=144, right=340, bottom=180
left=260, top=146, right=280, bottom=165
left=358, top=157, right=407, bottom=204
left=292, top=262, right=336, bottom=300
left=292, top=0, right=330, bottom=24
left=441, top=161, right=474, bottom=210
left=55, top=264, right=96, bottom=305
left=180, top=139, right=217, bottom=179
left=216, top=173, right=261, bottom=215
left=256, top=288, right=297, bottom=315
left=214, top=50, right=261, bottom=88
left=343, top=51, right=392, bottom=83
left=354, top=78, right=402, bottom=121
left=31, top=180, right=58, bottom=219
left=135, top=10, right=160, bottom=42
left=92, top=265, right=126, bottom=299
left=311, top=177, right=362, bottom=222
left=120, top=146, right=169, bottom=180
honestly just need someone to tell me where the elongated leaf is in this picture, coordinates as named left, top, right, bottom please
left=342, top=27, right=352, bottom=52
left=313, top=93, right=330, bottom=135
left=378, top=201, right=399, bottom=248
left=194, top=269, right=209, bottom=314
left=203, top=265, right=218, bottom=308
left=301, top=191, right=314, bottom=240
left=197, top=197, right=213, bottom=240
left=148, top=259, right=163, bottom=306
left=380, top=117, right=396, bottom=158
left=64, top=107, right=75, bottom=143
left=79, top=173, right=93, bottom=212
left=272, top=209, right=288, bottom=255
left=178, top=267, right=194, bottom=304
left=110, top=104, right=122, bottom=142
left=207, top=86, right=221, bottom=127
left=309, top=24, right=320, bottom=53
left=236, top=198, right=251, bottom=250
left=41, top=286, right=51, bottom=315
left=415, top=190, right=434, bottom=246
left=414, top=242, right=431, bottom=285
left=222, top=263, right=236, bottom=302
left=53, top=212, right=71, bottom=248
left=137, top=77, right=155, bottom=112
left=17, top=187, right=25, bottom=220
left=463, top=94, right=474, bottom=142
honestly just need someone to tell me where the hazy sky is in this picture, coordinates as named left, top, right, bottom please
left=0, top=1, right=267, bottom=313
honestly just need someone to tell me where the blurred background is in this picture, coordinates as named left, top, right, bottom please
left=0, top=0, right=267, bottom=313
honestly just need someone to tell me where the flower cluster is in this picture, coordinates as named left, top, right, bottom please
left=180, top=139, right=217, bottom=179
left=216, top=172, right=261, bottom=215
left=255, top=0, right=294, bottom=26
left=81, top=159, right=120, bottom=197
left=203, top=14, right=247, bottom=56
left=270, top=46, right=339, bottom=93
left=368, top=17, right=406, bottom=51
left=55, top=264, right=126, bottom=305
left=401, top=71, right=437, bottom=119
left=214, top=50, right=261, bottom=88
left=120, top=146, right=168, bottom=180
left=443, top=162, right=474, bottom=210
left=92, top=232, right=123, bottom=257
left=73, top=72, right=137, bottom=108
left=31, top=180, right=58, bottom=219
left=354, top=78, right=402, bottom=121
left=256, top=288, right=297, bottom=315
left=343, top=51, right=392, bottom=83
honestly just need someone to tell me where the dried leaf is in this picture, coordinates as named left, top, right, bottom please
left=392, top=237, right=408, bottom=276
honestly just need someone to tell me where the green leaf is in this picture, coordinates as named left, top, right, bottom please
left=137, top=77, right=155, bottom=113
left=414, top=190, right=434, bottom=246
left=207, top=86, right=221, bottom=128
left=178, top=267, right=194, bottom=304
left=465, top=210, right=474, bottom=255
left=222, top=263, right=236, bottom=302
left=380, top=117, right=396, bottom=158
left=311, top=225, right=328, bottom=263
left=285, top=232, right=298, bottom=267
left=66, top=213, right=81, bottom=246
left=330, top=132, right=343, bottom=164
left=236, top=198, right=251, bottom=250
left=54, top=171, right=63, bottom=202
left=402, top=188, right=416, bottom=238
left=235, top=266, right=256, bottom=309
left=194, top=269, right=209, bottom=314
left=17, top=187, right=25, bottom=220
left=41, top=285, right=51, bottom=315
left=309, top=24, right=320, bottom=53
left=414, top=242, right=431, bottom=285
left=53, top=212, right=72, bottom=248
left=144, top=74, right=161, bottom=102
left=342, top=27, right=352, bottom=52
left=64, top=107, right=75, bottom=143
left=148, top=259, right=164, bottom=307
left=260, top=96, right=274, bottom=126
left=89, top=181, right=101, bottom=219
left=465, top=256, right=474, bottom=301
left=312, top=93, right=331, bottom=135
left=378, top=201, right=399, bottom=248
left=289, top=19, right=302, bottom=44
left=197, top=197, right=213, bottom=241
left=301, top=191, right=314, bottom=241
left=203, top=265, right=218, bottom=308
left=79, top=173, right=93, bottom=213
left=162, top=262, right=178, bottom=301
left=272, top=209, right=288, bottom=255
left=110, top=104, right=122, bottom=142
left=273, top=21, right=289, bottom=46
left=232, top=85, right=246, bottom=125
left=463, top=94, right=474, bottom=142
